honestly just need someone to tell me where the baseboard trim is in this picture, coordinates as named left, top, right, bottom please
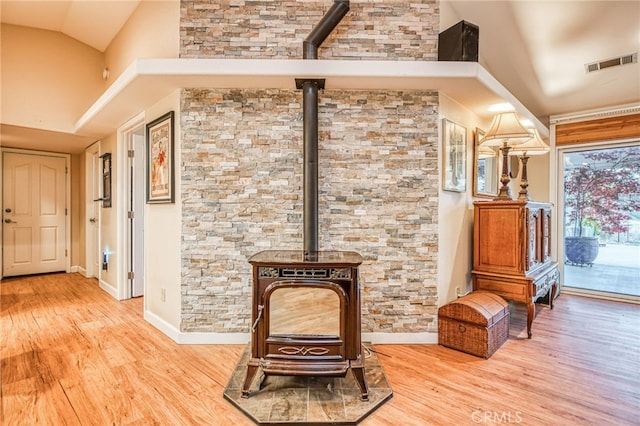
left=143, top=310, right=182, bottom=342
left=144, top=310, right=250, bottom=344
left=98, top=279, right=118, bottom=299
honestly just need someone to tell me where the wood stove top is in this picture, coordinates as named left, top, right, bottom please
left=249, top=250, right=363, bottom=266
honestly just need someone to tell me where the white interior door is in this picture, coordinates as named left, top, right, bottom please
left=3, top=152, right=67, bottom=276
left=85, top=144, right=101, bottom=277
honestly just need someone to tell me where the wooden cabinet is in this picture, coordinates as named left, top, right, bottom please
left=472, top=200, right=559, bottom=338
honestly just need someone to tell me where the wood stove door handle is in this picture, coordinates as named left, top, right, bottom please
left=251, top=305, right=264, bottom=332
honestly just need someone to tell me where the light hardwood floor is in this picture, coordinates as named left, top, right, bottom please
left=1, top=273, right=639, bottom=425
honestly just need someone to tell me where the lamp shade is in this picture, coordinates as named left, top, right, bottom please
left=480, top=111, right=532, bottom=147
left=509, top=129, right=550, bottom=156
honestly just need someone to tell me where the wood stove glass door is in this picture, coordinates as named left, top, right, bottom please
left=268, top=284, right=342, bottom=337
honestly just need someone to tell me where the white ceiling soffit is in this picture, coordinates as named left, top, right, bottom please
left=0, top=0, right=141, bottom=52
left=0, top=123, right=95, bottom=154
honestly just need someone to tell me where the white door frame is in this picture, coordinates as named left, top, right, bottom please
left=1, top=147, right=71, bottom=278
left=85, top=142, right=101, bottom=278
left=117, top=113, right=146, bottom=300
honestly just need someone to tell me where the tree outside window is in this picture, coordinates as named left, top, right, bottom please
left=564, top=145, right=640, bottom=244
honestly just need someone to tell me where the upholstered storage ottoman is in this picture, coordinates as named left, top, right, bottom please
left=438, top=290, right=509, bottom=358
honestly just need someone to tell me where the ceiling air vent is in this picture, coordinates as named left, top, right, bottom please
left=585, top=53, right=637, bottom=73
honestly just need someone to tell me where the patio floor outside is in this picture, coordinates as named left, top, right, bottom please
left=563, top=243, right=640, bottom=297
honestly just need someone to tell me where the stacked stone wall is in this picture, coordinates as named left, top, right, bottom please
left=181, top=88, right=439, bottom=332
left=180, top=0, right=438, bottom=60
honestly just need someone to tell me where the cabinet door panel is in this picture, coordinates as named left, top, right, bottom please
left=526, top=208, right=543, bottom=271
left=474, top=205, right=524, bottom=274
left=543, top=208, right=552, bottom=263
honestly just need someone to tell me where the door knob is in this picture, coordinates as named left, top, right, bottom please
left=89, top=218, right=96, bottom=223
left=4, top=208, right=11, bottom=213
left=4, top=218, right=17, bottom=224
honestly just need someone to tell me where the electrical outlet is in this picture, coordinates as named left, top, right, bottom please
left=160, top=288, right=166, bottom=302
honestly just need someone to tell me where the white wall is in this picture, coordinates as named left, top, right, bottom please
left=0, top=25, right=105, bottom=133
left=104, top=0, right=179, bottom=86
left=92, top=91, right=182, bottom=332
left=437, top=94, right=491, bottom=307
left=144, top=90, right=182, bottom=330
left=98, top=133, right=119, bottom=298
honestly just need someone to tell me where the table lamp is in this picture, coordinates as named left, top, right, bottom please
left=480, top=111, right=532, bottom=200
left=508, top=128, right=550, bottom=200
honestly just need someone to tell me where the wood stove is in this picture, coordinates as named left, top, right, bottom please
left=240, top=0, right=370, bottom=402
left=241, top=250, right=369, bottom=400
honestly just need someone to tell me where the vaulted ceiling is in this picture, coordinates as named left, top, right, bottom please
left=0, top=0, right=140, bottom=52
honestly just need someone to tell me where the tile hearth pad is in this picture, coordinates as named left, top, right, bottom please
left=224, top=344, right=393, bottom=425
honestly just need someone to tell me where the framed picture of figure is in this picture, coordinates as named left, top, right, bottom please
left=146, top=111, right=175, bottom=203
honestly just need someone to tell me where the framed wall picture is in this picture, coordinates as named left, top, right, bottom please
left=472, top=127, right=500, bottom=198
left=442, top=118, right=467, bottom=192
left=146, top=111, right=175, bottom=203
left=100, top=153, right=112, bottom=208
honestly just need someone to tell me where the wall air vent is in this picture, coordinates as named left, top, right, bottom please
left=585, top=53, right=637, bottom=73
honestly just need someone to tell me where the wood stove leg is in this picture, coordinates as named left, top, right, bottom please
left=350, top=365, right=369, bottom=401
left=241, top=360, right=260, bottom=398
left=526, top=301, right=535, bottom=339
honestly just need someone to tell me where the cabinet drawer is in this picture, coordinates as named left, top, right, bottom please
left=473, top=276, right=528, bottom=302
left=532, top=267, right=560, bottom=299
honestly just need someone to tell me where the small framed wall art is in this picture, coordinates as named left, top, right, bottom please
left=442, top=118, right=467, bottom=192
left=146, top=111, right=175, bottom=203
left=100, top=152, right=112, bottom=208
left=473, top=127, right=500, bottom=198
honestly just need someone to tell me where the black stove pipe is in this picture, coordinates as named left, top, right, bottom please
left=303, top=0, right=350, bottom=60
left=297, top=0, right=350, bottom=260
left=296, top=78, right=325, bottom=259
